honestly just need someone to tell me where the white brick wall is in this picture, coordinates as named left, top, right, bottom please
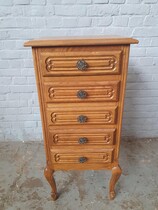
left=0, top=0, right=158, bottom=141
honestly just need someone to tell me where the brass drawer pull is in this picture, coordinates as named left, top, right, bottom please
left=77, top=90, right=88, bottom=99
left=77, top=115, right=88, bottom=123
left=76, top=59, right=88, bottom=71
left=78, top=137, right=88, bottom=144
left=79, top=157, right=87, bottom=163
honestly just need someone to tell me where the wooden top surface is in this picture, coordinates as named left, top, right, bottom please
left=24, top=36, right=139, bottom=47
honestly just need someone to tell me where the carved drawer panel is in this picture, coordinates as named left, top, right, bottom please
left=44, top=80, right=120, bottom=103
left=51, top=147, right=114, bottom=164
left=49, top=128, right=116, bottom=145
left=40, top=50, right=122, bottom=76
left=46, top=103, right=117, bottom=126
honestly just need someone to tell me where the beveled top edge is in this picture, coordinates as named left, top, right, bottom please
left=24, top=36, right=139, bottom=47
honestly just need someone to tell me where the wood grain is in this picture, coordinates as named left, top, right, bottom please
left=24, top=35, right=139, bottom=47
left=26, top=36, right=138, bottom=201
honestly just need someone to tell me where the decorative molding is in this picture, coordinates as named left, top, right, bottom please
left=45, top=57, right=54, bottom=72
left=48, top=87, right=54, bottom=99
left=105, top=112, right=112, bottom=123
left=104, top=134, right=111, bottom=144
left=53, top=134, right=59, bottom=144
left=54, top=154, right=60, bottom=162
left=103, top=153, right=110, bottom=162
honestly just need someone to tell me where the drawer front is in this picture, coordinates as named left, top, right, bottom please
left=40, top=50, right=122, bottom=76
left=44, top=80, right=120, bottom=103
left=51, top=149, right=114, bottom=164
left=47, top=103, right=117, bottom=126
left=49, top=128, right=116, bottom=145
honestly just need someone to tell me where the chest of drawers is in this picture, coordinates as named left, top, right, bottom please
left=24, top=36, right=138, bottom=200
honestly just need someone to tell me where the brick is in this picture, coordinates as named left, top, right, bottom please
left=0, top=69, right=20, bottom=76
left=46, top=17, right=62, bottom=28
left=30, top=0, right=45, bottom=5
left=0, top=60, right=9, bottom=68
left=11, top=85, right=36, bottom=93
left=28, top=77, right=36, bottom=85
left=0, top=86, right=10, bottom=93
left=87, top=5, right=119, bottom=16
left=47, top=0, right=60, bottom=4
left=55, top=6, right=86, bottom=16
left=113, top=16, right=129, bottom=27
left=144, top=16, right=158, bottom=26
left=30, top=18, right=46, bottom=28
left=138, top=38, right=151, bottom=47
left=151, top=37, right=158, bottom=46
left=0, top=31, right=9, bottom=40
left=129, top=16, right=144, bottom=27
left=76, top=0, right=91, bottom=3
left=92, top=16, right=112, bottom=26
left=0, top=7, right=11, bottom=16
left=143, top=0, right=158, bottom=3
left=120, top=5, right=150, bottom=15
left=19, top=107, right=32, bottom=114
left=110, top=0, right=125, bottom=3
left=21, top=68, right=34, bottom=76
left=139, top=58, right=153, bottom=66
left=44, top=5, right=55, bottom=16
left=20, top=93, right=33, bottom=100
left=11, top=6, right=23, bottom=16
left=24, top=121, right=37, bottom=128
left=0, top=77, right=12, bottom=85
left=93, top=0, right=109, bottom=3
left=0, top=95, right=6, bottom=101
left=126, top=0, right=141, bottom=3
left=23, top=6, right=45, bottom=16
left=133, top=27, right=158, bottom=37
left=62, top=0, right=76, bottom=3
left=6, top=108, right=19, bottom=115
left=0, top=0, right=13, bottom=6
left=0, top=50, right=28, bottom=59
left=151, top=6, right=158, bottom=15
left=14, top=0, right=30, bottom=4
left=4, top=40, right=16, bottom=49
left=78, top=17, right=91, bottom=27
left=0, top=18, right=17, bottom=28
left=146, top=47, right=158, bottom=56
left=62, top=18, right=78, bottom=28
left=13, top=77, right=28, bottom=85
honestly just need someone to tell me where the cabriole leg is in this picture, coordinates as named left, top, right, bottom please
left=109, top=165, right=122, bottom=200
left=44, top=166, right=58, bottom=200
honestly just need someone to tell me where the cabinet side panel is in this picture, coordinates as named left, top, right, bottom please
left=115, top=45, right=130, bottom=160
left=32, top=48, right=51, bottom=166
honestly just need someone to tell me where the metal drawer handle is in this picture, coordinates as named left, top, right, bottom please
left=77, top=115, right=88, bottom=123
left=76, top=59, right=88, bottom=71
left=77, top=90, right=88, bottom=99
left=79, top=157, right=87, bottom=163
left=78, top=137, right=88, bottom=144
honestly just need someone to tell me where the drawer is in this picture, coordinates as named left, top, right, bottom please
left=50, top=147, right=114, bottom=164
left=39, top=49, right=122, bottom=76
left=44, top=79, right=120, bottom=103
left=46, top=103, right=117, bottom=126
left=49, top=128, right=116, bottom=145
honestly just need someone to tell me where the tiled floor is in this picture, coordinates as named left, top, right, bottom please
left=0, top=138, right=158, bottom=210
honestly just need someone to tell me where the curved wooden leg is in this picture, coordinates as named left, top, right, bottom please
left=109, top=165, right=122, bottom=200
left=44, top=166, right=58, bottom=200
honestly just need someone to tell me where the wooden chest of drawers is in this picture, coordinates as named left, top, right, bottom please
left=24, top=36, right=138, bottom=200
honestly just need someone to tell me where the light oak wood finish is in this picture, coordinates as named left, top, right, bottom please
left=24, top=36, right=138, bottom=200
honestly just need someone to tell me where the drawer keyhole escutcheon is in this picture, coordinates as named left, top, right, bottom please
left=77, top=90, right=88, bottom=99
left=79, top=157, right=87, bottom=163
left=77, top=115, right=88, bottom=123
left=78, top=137, right=88, bottom=144
left=76, top=59, right=88, bottom=71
